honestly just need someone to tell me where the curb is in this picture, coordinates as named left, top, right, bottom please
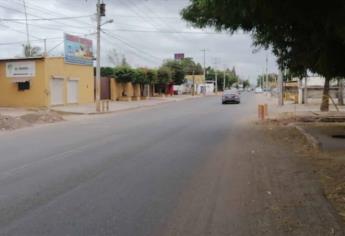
left=51, top=96, right=205, bottom=116
left=293, top=124, right=322, bottom=150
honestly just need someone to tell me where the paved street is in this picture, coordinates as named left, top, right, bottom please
left=0, top=94, right=343, bottom=236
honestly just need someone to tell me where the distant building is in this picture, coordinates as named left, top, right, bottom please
left=285, top=76, right=342, bottom=103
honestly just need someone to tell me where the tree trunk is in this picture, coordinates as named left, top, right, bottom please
left=152, top=84, right=155, bottom=96
left=304, top=77, right=308, bottom=104
left=338, top=79, right=344, bottom=106
left=320, top=77, right=330, bottom=112
left=140, top=84, right=144, bottom=97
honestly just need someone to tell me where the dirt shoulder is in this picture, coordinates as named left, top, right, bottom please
left=0, top=111, right=63, bottom=131
left=264, top=121, right=345, bottom=225
left=158, top=122, right=344, bottom=236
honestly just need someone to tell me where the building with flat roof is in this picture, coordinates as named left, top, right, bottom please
left=0, top=56, right=94, bottom=107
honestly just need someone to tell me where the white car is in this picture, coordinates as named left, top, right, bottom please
left=255, top=87, right=263, bottom=93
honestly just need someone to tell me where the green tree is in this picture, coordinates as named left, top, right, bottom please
left=157, top=66, right=172, bottom=94
left=157, top=66, right=172, bottom=85
left=113, top=66, right=135, bottom=84
left=181, top=0, right=345, bottom=111
left=100, top=67, right=114, bottom=77
left=180, top=57, right=204, bottom=75
left=161, top=60, right=185, bottom=85
left=132, top=68, right=147, bottom=84
left=242, top=80, right=250, bottom=89
left=132, top=68, right=149, bottom=97
left=146, top=69, right=158, bottom=85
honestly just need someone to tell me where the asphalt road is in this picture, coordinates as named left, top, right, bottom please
left=0, top=94, right=343, bottom=236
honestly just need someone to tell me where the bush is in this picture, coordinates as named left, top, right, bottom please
left=113, top=66, right=135, bottom=83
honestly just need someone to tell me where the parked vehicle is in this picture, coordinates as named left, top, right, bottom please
left=222, top=89, right=240, bottom=104
left=255, top=87, right=263, bottom=93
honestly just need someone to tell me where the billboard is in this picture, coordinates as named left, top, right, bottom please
left=64, top=33, right=93, bottom=66
left=6, top=61, right=35, bottom=78
left=174, top=53, right=184, bottom=61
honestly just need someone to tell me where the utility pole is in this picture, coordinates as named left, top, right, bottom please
left=23, top=0, right=30, bottom=46
left=215, top=70, right=218, bottom=94
left=43, top=38, right=47, bottom=57
left=304, top=76, right=308, bottom=104
left=95, top=0, right=102, bottom=112
left=192, top=69, right=195, bottom=96
left=278, top=70, right=284, bottom=106
left=265, top=53, right=268, bottom=90
left=214, top=58, right=219, bottom=93
left=201, top=49, right=207, bottom=82
left=339, top=79, right=344, bottom=105
left=223, top=69, right=226, bottom=91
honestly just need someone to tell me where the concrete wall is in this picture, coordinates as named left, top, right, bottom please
left=110, top=79, right=123, bottom=100
left=0, top=59, right=47, bottom=107
left=132, top=84, right=141, bottom=97
left=110, top=80, right=138, bottom=100
left=305, top=88, right=339, bottom=99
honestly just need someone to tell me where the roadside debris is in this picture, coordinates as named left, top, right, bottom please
left=0, top=111, right=63, bottom=131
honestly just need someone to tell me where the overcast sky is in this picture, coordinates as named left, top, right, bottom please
left=0, top=0, right=278, bottom=83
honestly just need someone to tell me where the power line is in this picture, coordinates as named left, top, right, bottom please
left=105, top=28, right=228, bottom=35
left=0, top=32, right=95, bottom=47
left=0, top=0, right=93, bottom=27
left=108, top=14, right=179, bottom=19
left=116, top=0, right=161, bottom=32
left=5, top=20, right=93, bottom=34
left=0, top=3, right=90, bottom=29
left=0, top=23, right=42, bottom=40
left=102, top=35, right=159, bottom=65
left=102, top=31, right=162, bottom=63
left=0, top=15, right=93, bottom=22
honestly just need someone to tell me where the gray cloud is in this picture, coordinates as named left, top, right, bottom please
left=0, top=0, right=278, bottom=83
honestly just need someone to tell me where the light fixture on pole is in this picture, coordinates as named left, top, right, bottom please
left=95, top=0, right=113, bottom=112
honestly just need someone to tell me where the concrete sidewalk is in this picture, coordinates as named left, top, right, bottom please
left=256, top=93, right=345, bottom=152
left=257, top=93, right=345, bottom=120
left=51, top=95, right=203, bottom=115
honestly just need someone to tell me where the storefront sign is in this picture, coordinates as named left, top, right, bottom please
left=6, top=61, right=35, bottom=78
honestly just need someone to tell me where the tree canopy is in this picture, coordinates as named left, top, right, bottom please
left=113, top=66, right=135, bottom=83
left=161, top=60, right=186, bottom=85
left=181, top=0, right=345, bottom=110
left=157, top=66, right=172, bottom=85
left=180, top=57, right=203, bottom=75
left=100, top=67, right=114, bottom=77
left=146, top=69, right=158, bottom=85
left=132, top=68, right=147, bottom=84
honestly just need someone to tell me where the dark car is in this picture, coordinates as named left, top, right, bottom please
left=222, top=90, right=240, bottom=104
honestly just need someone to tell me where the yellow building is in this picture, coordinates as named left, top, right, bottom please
left=0, top=57, right=94, bottom=107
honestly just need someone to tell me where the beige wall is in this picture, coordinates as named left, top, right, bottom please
left=110, top=79, right=123, bottom=101
left=0, top=57, right=94, bottom=107
left=0, top=59, right=47, bottom=107
left=45, top=57, right=94, bottom=105
left=132, top=84, right=141, bottom=97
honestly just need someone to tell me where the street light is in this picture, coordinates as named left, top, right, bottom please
left=95, top=0, right=113, bottom=112
left=101, top=19, right=114, bottom=26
